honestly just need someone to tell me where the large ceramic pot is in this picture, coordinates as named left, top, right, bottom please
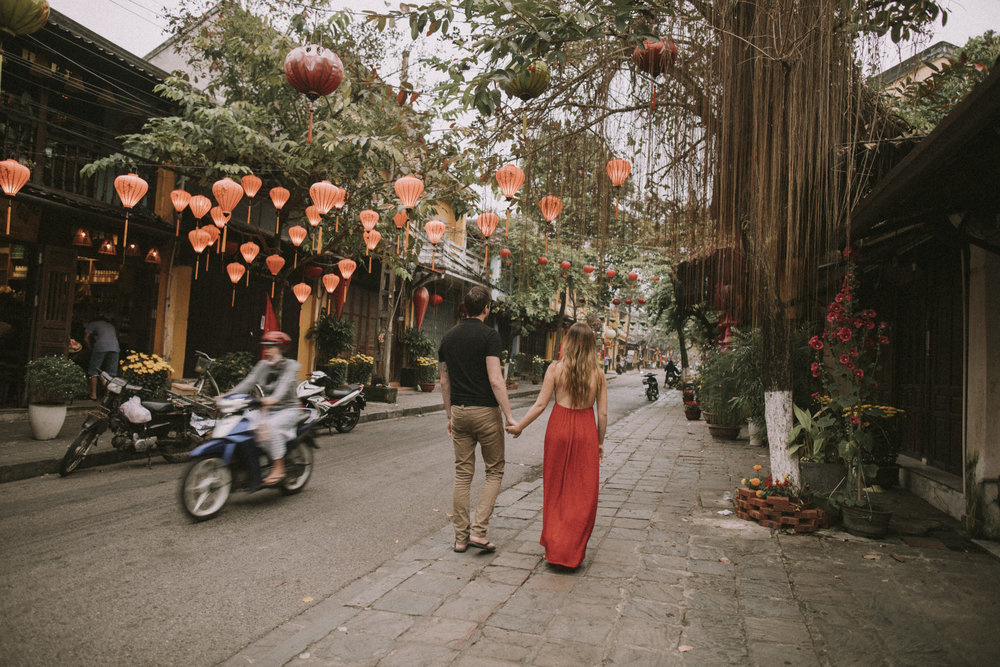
left=707, top=424, right=740, bottom=440
left=684, top=407, right=701, bottom=421
left=418, top=382, right=436, bottom=393
left=28, top=403, right=68, bottom=440
left=841, top=505, right=892, bottom=538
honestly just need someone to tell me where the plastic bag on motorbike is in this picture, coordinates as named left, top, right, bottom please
left=119, top=395, right=152, bottom=424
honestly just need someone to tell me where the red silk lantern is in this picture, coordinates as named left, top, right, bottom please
left=583, top=264, right=594, bottom=273
left=538, top=256, right=548, bottom=266
left=606, top=158, right=631, bottom=218
left=360, top=209, right=379, bottom=232
left=560, top=260, right=571, bottom=270
left=632, top=38, right=678, bottom=109
left=333, top=277, right=348, bottom=318
left=283, top=45, right=344, bottom=143
left=495, top=163, right=525, bottom=235
left=212, top=177, right=243, bottom=213
left=292, top=282, right=311, bottom=305
left=628, top=271, right=638, bottom=281
left=270, top=186, right=290, bottom=235
left=651, top=275, right=661, bottom=282
left=363, top=229, right=381, bottom=272
left=638, top=297, right=646, bottom=304
left=170, top=189, right=190, bottom=236
left=114, top=173, right=148, bottom=259
left=0, top=158, right=31, bottom=235
left=612, top=298, right=620, bottom=305
left=226, top=262, right=245, bottom=307
left=425, top=219, right=446, bottom=270
left=413, top=286, right=429, bottom=330
left=430, top=293, right=443, bottom=307
left=310, top=180, right=337, bottom=215
left=337, top=257, right=357, bottom=281
left=625, top=298, right=633, bottom=305
left=500, top=248, right=512, bottom=259
left=606, top=269, right=617, bottom=279
left=241, top=174, right=262, bottom=198
left=189, top=194, right=212, bottom=221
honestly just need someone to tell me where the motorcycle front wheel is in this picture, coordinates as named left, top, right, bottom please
left=59, top=424, right=102, bottom=476
left=280, top=442, right=314, bottom=495
left=646, top=386, right=659, bottom=401
left=179, top=457, right=232, bottom=521
left=334, top=402, right=361, bottom=433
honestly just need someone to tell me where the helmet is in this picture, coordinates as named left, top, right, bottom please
left=261, top=331, right=291, bottom=348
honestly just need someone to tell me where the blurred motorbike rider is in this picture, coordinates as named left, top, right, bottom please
left=222, top=331, right=301, bottom=485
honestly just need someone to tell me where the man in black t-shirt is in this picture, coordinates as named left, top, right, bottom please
left=438, top=285, right=516, bottom=553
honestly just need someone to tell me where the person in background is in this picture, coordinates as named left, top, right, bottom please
left=506, top=322, right=607, bottom=568
left=439, top=285, right=516, bottom=554
left=84, top=312, right=120, bottom=400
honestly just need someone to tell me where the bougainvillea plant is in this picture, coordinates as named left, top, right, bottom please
left=808, top=247, right=893, bottom=503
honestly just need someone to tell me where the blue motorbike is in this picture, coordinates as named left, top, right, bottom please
left=178, top=396, right=320, bottom=521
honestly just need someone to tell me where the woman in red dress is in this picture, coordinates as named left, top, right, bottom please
left=507, top=323, right=608, bottom=567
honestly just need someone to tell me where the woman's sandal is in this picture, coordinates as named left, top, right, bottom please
left=467, top=538, right=496, bottom=552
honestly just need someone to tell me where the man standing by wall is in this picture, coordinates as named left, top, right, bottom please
left=438, top=286, right=516, bottom=553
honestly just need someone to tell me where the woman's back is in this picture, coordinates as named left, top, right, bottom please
left=551, top=361, right=600, bottom=410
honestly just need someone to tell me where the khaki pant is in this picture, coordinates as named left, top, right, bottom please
left=451, top=405, right=505, bottom=543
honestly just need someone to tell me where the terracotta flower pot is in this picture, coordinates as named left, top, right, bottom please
left=418, top=382, right=436, bottom=392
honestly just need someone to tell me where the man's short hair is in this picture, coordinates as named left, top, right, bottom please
left=464, top=285, right=492, bottom=317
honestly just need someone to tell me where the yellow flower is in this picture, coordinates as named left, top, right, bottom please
left=740, top=478, right=747, bottom=485
left=749, top=478, right=761, bottom=486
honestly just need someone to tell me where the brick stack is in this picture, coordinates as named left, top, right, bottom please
left=735, top=488, right=829, bottom=533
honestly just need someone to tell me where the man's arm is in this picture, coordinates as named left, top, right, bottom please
left=595, top=373, right=608, bottom=463
left=486, top=356, right=515, bottom=426
left=439, top=361, right=453, bottom=436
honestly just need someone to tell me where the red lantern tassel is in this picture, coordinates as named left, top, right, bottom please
left=651, top=82, right=657, bottom=111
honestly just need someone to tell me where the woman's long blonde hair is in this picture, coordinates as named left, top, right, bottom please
left=560, top=323, right=600, bottom=407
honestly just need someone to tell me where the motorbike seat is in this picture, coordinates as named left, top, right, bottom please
left=141, top=400, right=175, bottom=413
left=327, top=384, right=360, bottom=399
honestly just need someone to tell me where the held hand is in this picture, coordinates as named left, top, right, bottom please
left=598, top=445, right=604, bottom=464
left=505, top=422, right=522, bottom=438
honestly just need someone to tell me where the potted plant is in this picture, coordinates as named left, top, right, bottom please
left=209, top=351, right=256, bottom=392
left=790, top=402, right=847, bottom=497
left=324, top=357, right=349, bottom=386
left=809, top=248, right=895, bottom=537
left=683, top=400, right=701, bottom=421
left=696, top=347, right=746, bottom=439
left=24, top=355, right=87, bottom=440
left=399, top=327, right=435, bottom=387
left=119, top=351, right=174, bottom=399
left=306, top=315, right=356, bottom=364
left=531, top=356, right=550, bottom=383
left=416, top=356, right=439, bottom=392
left=347, top=353, right=375, bottom=386
left=735, top=464, right=829, bottom=533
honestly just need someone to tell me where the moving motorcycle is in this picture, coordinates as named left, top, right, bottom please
left=59, top=371, right=211, bottom=476
left=296, top=370, right=366, bottom=433
left=642, top=372, right=660, bottom=401
left=664, top=362, right=680, bottom=388
left=178, top=396, right=319, bottom=521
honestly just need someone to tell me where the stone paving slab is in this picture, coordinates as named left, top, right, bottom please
left=222, top=393, right=1000, bottom=667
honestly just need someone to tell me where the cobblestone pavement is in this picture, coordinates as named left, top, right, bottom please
left=222, top=397, right=1000, bottom=667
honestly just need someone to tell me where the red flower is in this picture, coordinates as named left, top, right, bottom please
left=839, top=354, right=851, bottom=365
left=850, top=415, right=861, bottom=425
left=810, top=361, right=820, bottom=378
left=838, top=327, right=852, bottom=342
left=865, top=338, right=875, bottom=348
left=879, top=321, right=889, bottom=330
left=854, top=368, right=864, bottom=379
left=835, top=293, right=844, bottom=303
left=879, top=335, right=890, bottom=345
left=826, top=312, right=839, bottom=323
left=853, top=318, right=864, bottom=328
left=809, top=336, right=824, bottom=350
left=843, top=246, right=856, bottom=259
left=862, top=309, right=876, bottom=318
left=846, top=362, right=855, bottom=370
left=866, top=320, right=875, bottom=330
left=849, top=347, right=859, bottom=357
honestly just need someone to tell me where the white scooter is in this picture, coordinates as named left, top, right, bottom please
left=296, top=370, right=366, bottom=433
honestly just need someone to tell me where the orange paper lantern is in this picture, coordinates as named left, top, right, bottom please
left=0, top=158, right=31, bottom=234
left=393, top=210, right=407, bottom=228
left=226, top=261, right=245, bottom=306
left=270, top=186, right=290, bottom=235
left=145, top=247, right=161, bottom=264
left=210, top=206, right=230, bottom=228
left=363, top=229, right=382, bottom=271
left=425, top=219, right=447, bottom=270
left=240, top=241, right=259, bottom=285
left=212, top=177, right=243, bottom=213
left=189, top=194, right=212, bottom=220
left=288, top=225, right=307, bottom=247
left=188, top=227, right=211, bottom=279
left=337, top=257, right=357, bottom=281
left=169, top=188, right=190, bottom=236
left=606, top=158, right=631, bottom=218
left=360, top=209, right=379, bottom=232
left=241, top=174, right=262, bottom=198
left=113, top=173, right=148, bottom=258
left=322, top=272, right=341, bottom=314
left=310, top=180, right=337, bottom=215
left=265, top=253, right=285, bottom=297
left=538, top=195, right=562, bottom=222
left=495, top=163, right=524, bottom=236
left=292, top=282, right=311, bottom=305
left=394, top=175, right=423, bottom=210
left=306, top=205, right=322, bottom=227
left=476, top=211, right=500, bottom=269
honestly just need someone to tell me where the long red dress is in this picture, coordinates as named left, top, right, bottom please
left=541, top=403, right=600, bottom=567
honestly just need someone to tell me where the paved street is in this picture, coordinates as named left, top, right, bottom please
left=2, top=373, right=999, bottom=666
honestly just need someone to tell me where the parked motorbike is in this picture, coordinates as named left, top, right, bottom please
left=642, top=372, right=660, bottom=401
left=296, top=370, right=366, bottom=433
left=178, top=396, right=319, bottom=521
left=59, top=371, right=211, bottom=477
left=664, top=362, right=680, bottom=388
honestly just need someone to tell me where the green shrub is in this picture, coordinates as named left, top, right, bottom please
left=211, top=351, right=256, bottom=391
left=25, top=356, right=87, bottom=404
left=347, top=354, right=374, bottom=384
left=306, top=314, right=356, bottom=360
left=416, top=356, right=439, bottom=383
left=399, top=327, right=436, bottom=362
left=325, top=357, right=349, bottom=386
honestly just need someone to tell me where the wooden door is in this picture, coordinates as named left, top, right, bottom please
left=31, top=245, right=76, bottom=359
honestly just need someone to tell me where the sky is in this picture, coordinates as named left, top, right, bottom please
left=49, top=0, right=1000, bottom=62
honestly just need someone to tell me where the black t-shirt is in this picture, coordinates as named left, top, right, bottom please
left=438, top=318, right=502, bottom=406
